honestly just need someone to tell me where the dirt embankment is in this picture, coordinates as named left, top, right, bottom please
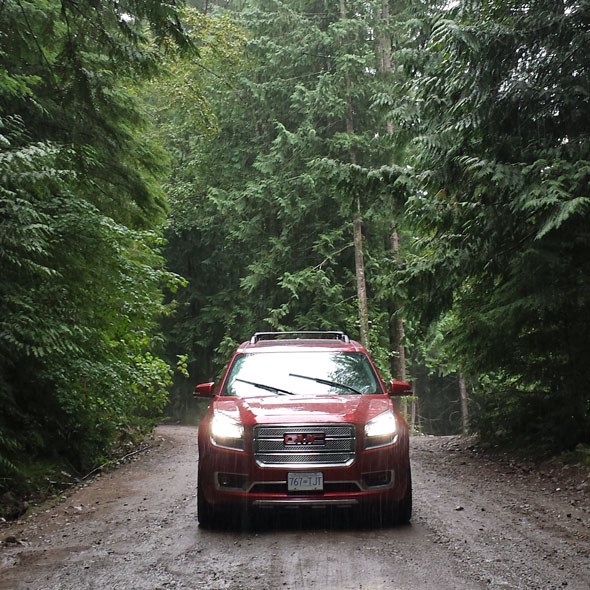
left=0, top=425, right=588, bottom=590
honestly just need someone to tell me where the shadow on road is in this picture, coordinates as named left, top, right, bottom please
left=201, top=506, right=414, bottom=533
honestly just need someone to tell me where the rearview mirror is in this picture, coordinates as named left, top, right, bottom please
left=194, top=382, right=215, bottom=399
left=389, top=379, right=412, bottom=397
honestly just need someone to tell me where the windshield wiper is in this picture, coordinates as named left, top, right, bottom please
left=289, top=373, right=363, bottom=395
left=235, top=378, right=295, bottom=395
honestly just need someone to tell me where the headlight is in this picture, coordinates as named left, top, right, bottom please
left=210, top=412, right=244, bottom=450
left=365, top=411, right=398, bottom=448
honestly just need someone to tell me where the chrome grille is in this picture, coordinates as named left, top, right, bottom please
left=254, top=424, right=356, bottom=466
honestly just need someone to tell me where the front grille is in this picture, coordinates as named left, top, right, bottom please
left=254, top=424, right=356, bottom=466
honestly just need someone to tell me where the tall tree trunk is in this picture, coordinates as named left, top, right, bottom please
left=379, top=0, right=406, bottom=377
left=389, top=221, right=406, bottom=380
left=459, top=375, right=469, bottom=435
left=378, top=2, right=409, bottom=419
left=341, top=0, right=370, bottom=349
left=354, top=199, right=370, bottom=348
left=411, top=381, right=419, bottom=432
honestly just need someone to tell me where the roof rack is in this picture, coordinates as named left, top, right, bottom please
left=249, top=331, right=350, bottom=344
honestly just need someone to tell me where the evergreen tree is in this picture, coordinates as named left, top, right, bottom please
left=162, top=0, right=417, bottom=388
left=0, top=0, right=193, bottom=494
left=405, top=0, right=590, bottom=448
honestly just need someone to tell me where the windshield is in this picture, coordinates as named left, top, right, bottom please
left=221, top=351, right=383, bottom=397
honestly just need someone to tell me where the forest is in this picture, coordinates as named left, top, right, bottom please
left=1, top=0, right=589, bottom=508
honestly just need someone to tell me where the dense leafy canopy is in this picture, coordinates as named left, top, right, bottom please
left=162, top=1, right=419, bottom=390
left=163, top=0, right=589, bottom=449
left=0, top=0, right=192, bottom=495
left=405, top=0, right=590, bottom=448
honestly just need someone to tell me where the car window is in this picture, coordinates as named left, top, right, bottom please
left=221, top=351, right=382, bottom=397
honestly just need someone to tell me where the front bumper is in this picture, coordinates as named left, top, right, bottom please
left=198, top=439, right=409, bottom=510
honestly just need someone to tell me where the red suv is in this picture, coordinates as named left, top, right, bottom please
left=194, top=331, right=412, bottom=527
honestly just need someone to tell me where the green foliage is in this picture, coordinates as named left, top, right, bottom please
left=0, top=119, right=181, bottom=476
left=159, top=1, right=422, bottom=394
left=467, top=372, right=587, bottom=453
left=403, top=0, right=590, bottom=449
left=157, top=0, right=590, bottom=452
left=0, top=0, right=194, bottom=502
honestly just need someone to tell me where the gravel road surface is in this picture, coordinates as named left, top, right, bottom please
left=0, top=425, right=588, bottom=590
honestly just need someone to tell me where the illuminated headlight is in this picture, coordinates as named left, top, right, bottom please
left=365, top=411, right=398, bottom=448
left=210, top=412, right=244, bottom=450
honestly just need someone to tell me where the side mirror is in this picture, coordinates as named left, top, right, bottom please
left=194, top=382, right=215, bottom=399
left=389, top=379, right=412, bottom=397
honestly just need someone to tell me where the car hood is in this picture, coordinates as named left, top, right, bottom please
left=212, top=395, right=392, bottom=426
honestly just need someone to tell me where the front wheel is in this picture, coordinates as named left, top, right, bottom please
left=197, top=485, right=215, bottom=528
left=396, top=467, right=412, bottom=525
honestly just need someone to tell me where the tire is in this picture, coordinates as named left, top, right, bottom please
left=396, top=467, right=412, bottom=525
left=369, top=467, right=413, bottom=527
left=197, top=485, right=215, bottom=528
left=377, top=500, right=398, bottom=528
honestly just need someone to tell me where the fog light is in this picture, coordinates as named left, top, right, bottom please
left=363, top=471, right=392, bottom=488
left=217, top=472, right=248, bottom=489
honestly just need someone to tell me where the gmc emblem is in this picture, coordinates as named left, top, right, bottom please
left=284, top=432, right=325, bottom=446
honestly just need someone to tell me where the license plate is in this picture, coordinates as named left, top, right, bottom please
left=287, top=472, right=323, bottom=492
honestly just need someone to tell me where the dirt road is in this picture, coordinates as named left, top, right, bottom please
left=1, top=425, right=588, bottom=590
